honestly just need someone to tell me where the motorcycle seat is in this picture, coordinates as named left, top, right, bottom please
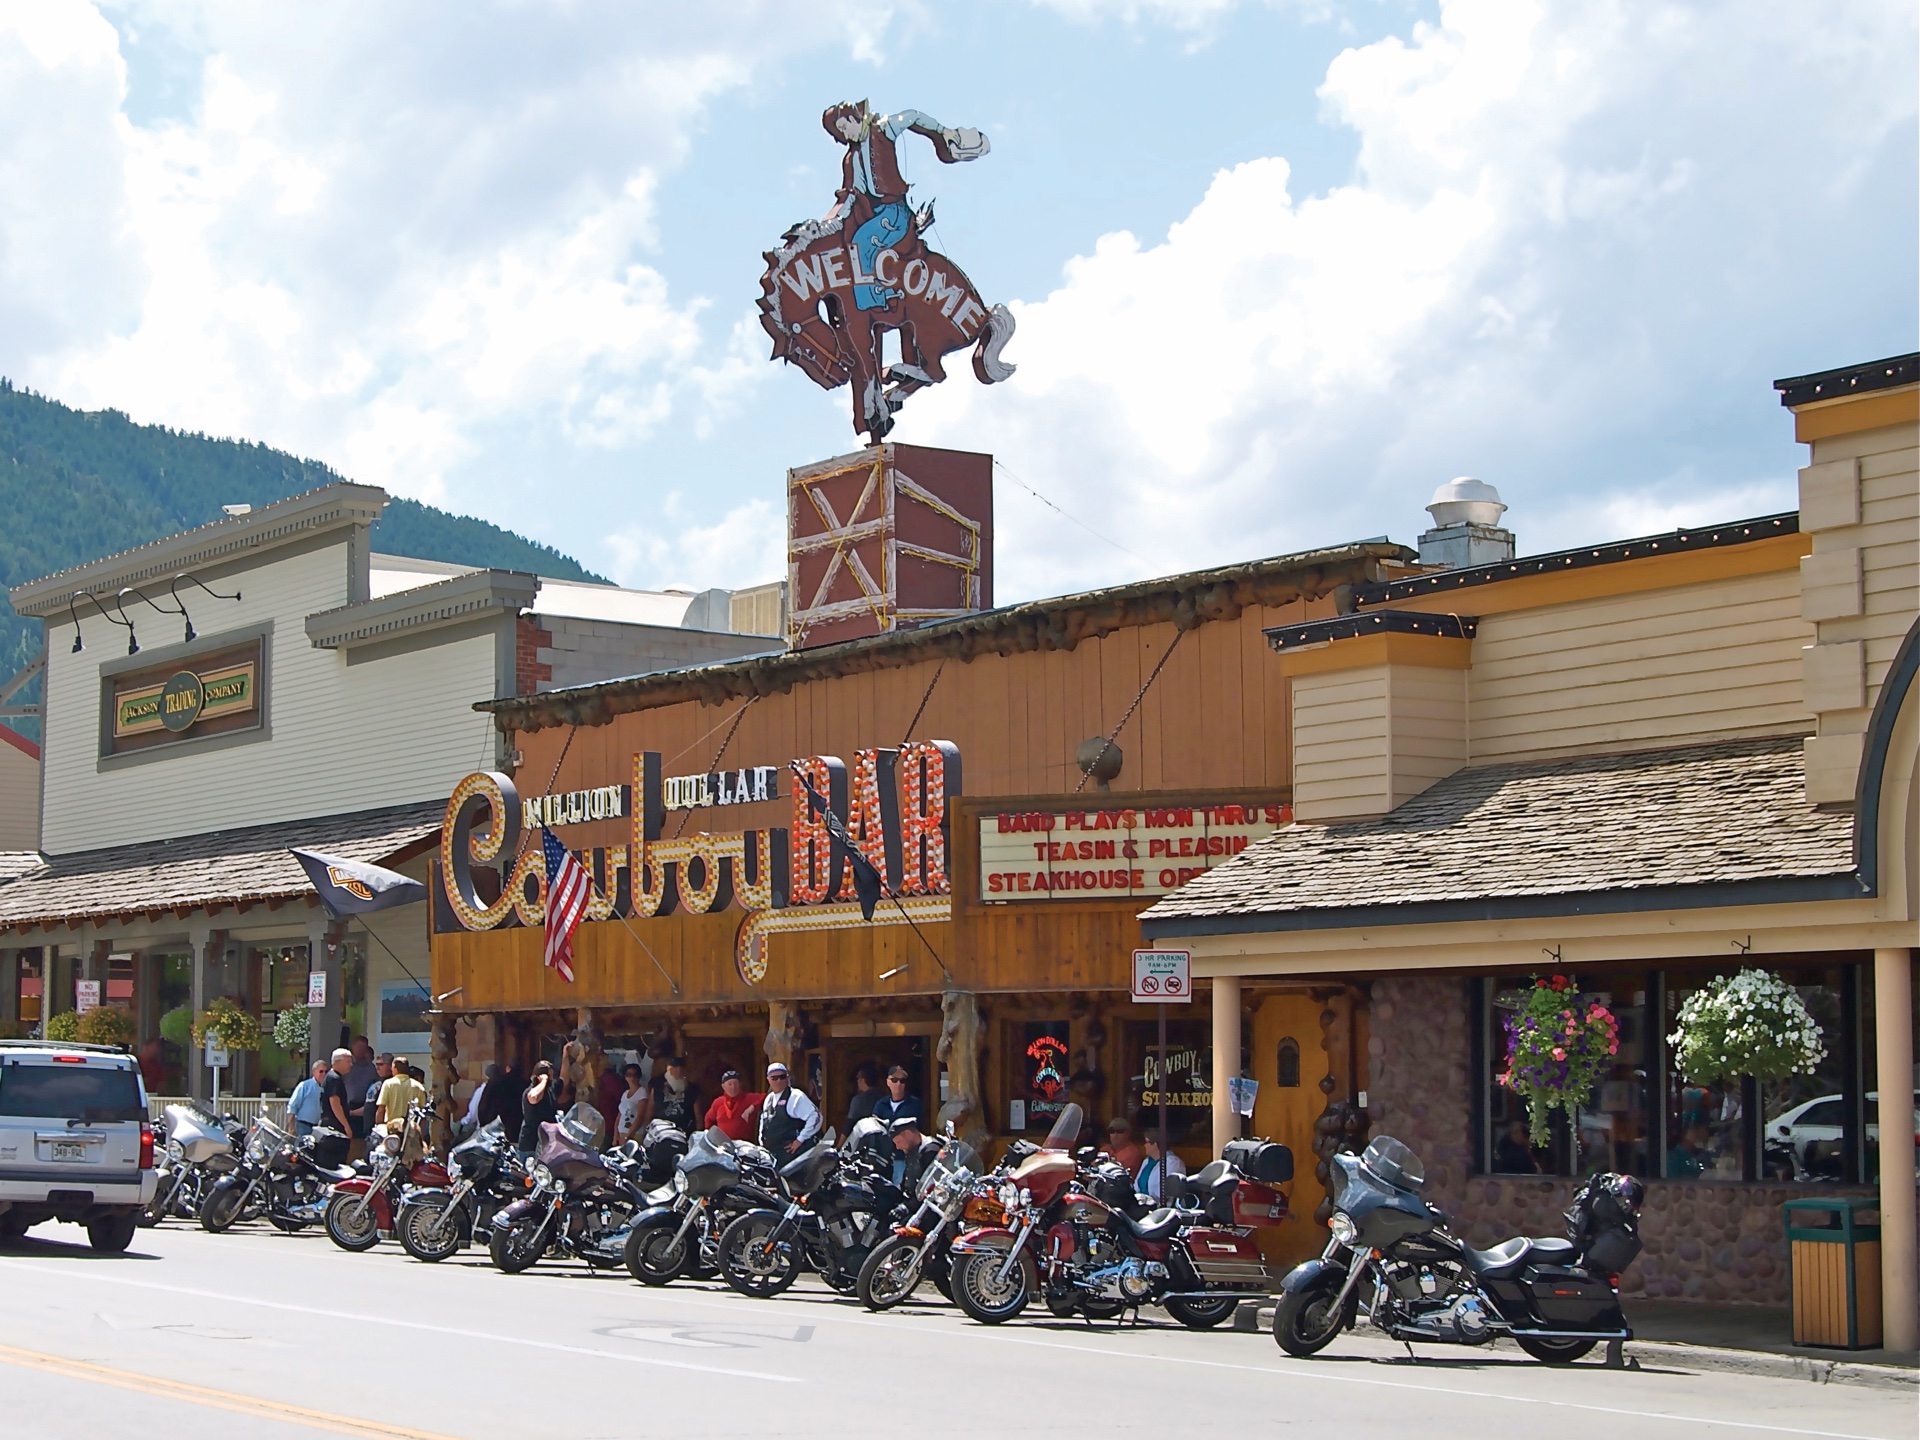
left=1124, top=1207, right=1183, bottom=1242
left=1460, top=1236, right=1578, bottom=1279
left=317, top=1165, right=358, bottom=1183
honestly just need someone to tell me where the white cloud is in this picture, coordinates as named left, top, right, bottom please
left=607, top=494, right=785, bottom=594
left=900, top=0, right=1917, bottom=601
left=0, top=2, right=904, bottom=502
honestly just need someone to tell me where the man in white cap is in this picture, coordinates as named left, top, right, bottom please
left=757, top=1062, right=822, bottom=1156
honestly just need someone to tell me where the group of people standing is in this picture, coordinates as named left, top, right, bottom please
left=285, top=1036, right=428, bottom=1151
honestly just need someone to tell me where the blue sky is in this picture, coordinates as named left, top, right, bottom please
left=2, top=1, right=1914, bottom=600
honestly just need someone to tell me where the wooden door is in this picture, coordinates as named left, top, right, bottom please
left=1250, top=992, right=1327, bottom=1270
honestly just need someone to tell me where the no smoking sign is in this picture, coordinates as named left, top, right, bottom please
left=1131, top=949, right=1191, bottom=1004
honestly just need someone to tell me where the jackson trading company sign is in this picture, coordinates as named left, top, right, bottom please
left=979, top=802, right=1291, bottom=901
left=441, top=743, right=958, bottom=986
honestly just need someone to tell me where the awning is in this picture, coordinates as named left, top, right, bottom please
left=0, top=800, right=444, bottom=932
left=1140, top=735, right=1861, bottom=938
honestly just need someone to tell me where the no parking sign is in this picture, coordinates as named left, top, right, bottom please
left=1131, top=950, right=1191, bottom=1003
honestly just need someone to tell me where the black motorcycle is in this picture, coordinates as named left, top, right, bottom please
left=199, top=1116, right=354, bottom=1234
left=624, top=1124, right=782, bottom=1286
left=717, top=1118, right=903, bottom=1297
left=487, top=1113, right=647, bottom=1274
left=397, top=1119, right=526, bottom=1262
left=1273, top=1136, right=1643, bottom=1364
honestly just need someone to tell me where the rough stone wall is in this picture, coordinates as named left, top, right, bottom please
left=1366, top=973, right=1896, bottom=1307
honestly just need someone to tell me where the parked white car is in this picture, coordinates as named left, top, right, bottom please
left=1769, top=1090, right=1920, bottom=1180
left=0, top=1039, right=156, bottom=1250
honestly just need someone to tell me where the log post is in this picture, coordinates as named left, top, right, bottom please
left=764, top=1001, right=804, bottom=1080
left=936, top=987, right=988, bottom=1152
left=429, top=1014, right=457, bottom=1155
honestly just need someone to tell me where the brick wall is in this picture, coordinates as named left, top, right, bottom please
left=516, top=616, right=553, bottom=696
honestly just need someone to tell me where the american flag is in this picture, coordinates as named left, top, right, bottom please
left=540, top=827, right=589, bottom=983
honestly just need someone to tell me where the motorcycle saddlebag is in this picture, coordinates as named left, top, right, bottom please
left=311, top=1131, right=351, bottom=1169
left=1230, top=1178, right=1288, bottom=1227
left=1184, top=1227, right=1272, bottom=1289
left=1582, top=1224, right=1642, bottom=1275
left=1222, top=1138, right=1295, bottom=1184
left=1525, top=1267, right=1626, bottom=1329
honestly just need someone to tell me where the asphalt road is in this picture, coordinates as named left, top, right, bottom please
left=0, top=1220, right=1910, bottom=1440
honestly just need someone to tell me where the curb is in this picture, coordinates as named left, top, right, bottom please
left=1232, top=1302, right=1917, bottom=1390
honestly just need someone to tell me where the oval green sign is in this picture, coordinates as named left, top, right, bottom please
left=159, top=671, right=204, bottom=732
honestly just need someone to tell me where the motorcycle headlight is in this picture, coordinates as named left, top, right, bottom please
left=672, top=1170, right=688, bottom=1194
left=530, top=1162, right=552, bottom=1186
left=1329, top=1212, right=1358, bottom=1246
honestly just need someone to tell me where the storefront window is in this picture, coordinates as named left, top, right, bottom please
left=15, top=952, right=41, bottom=1025
left=1575, top=977, right=1653, bottom=1179
left=1861, top=963, right=1920, bottom=1186
left=1125, top=1019, right=1211, bottom=1146
left=1480, top=964, right=1868, bottom=1184
left=1757, top=964, right=1850, bottom=1184
left=1663, top=975, right=1748, bottom=1181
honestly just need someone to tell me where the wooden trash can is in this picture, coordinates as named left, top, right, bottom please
left=1786, top=1197, right=1882, bottom=1349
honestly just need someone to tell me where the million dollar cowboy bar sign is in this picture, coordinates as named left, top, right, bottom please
left=439, top=742, right=959, bottom=985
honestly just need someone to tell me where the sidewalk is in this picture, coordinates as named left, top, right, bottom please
left=1620, top=1300, right=1917, bottom=1389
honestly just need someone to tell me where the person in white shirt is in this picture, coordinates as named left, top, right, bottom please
left=1136, top=1133, right=1187, bottom=1202
left=461, top=1064, right=496, bottom=1135
left=616, top=1064, right=649, bottom=1143
left=757, top=1062, right=823, bottom=1155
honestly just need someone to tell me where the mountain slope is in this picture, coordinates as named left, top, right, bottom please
left=0, top=380, right=607, bottom=738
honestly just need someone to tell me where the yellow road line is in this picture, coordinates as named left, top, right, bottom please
left=0, top=1342, right=463, bottom=1440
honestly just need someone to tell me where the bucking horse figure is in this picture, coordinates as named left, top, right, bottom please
left=758, top=101, right=1016, bottom=443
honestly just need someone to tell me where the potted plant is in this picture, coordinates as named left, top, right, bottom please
left=191, top=997, right=261, bottom=1053
left=1668, top=968, right=1824, bottom=1085
left=1498, top=975, right=1620, bottom=1145
left=76, top=1006, right=136, bottom=1048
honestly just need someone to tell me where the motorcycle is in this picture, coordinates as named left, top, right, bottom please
left=948, top=1104, right=1290, bottom=1328
left=716, top=1118, right=904, bottom=1297
left=623, top=1124, right=782, bottom=1286
left=1272, top=1136, right=1644, bottom=1364
left=199, top=1116, right=354, bottom=1234
left=397, top=1120, right=525, bottom=1262
left=488, top=1107, right=646, bottom=1274
left=141, top=1103, right=247, bottom=1226
left=325, top=1106, right=449, bottom=1252
left=854, top=1130, right=996, bottom=1310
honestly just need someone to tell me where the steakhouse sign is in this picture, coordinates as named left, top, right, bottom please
left=979, top=802, right=1290, bottom=901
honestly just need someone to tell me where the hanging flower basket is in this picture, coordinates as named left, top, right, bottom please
left=1668, top=968, right=1824, bottom=1085
left=191, top=997, right=261, bottom=1053
left=1498, top=975, right=1620, bottom=1145
left=271, top=1006, right=312, bottom=1054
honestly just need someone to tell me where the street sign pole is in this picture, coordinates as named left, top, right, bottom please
left=1158, top=1001, right=1169, bottom=1179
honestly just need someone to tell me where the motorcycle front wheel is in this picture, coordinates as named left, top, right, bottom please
left=325, top=1193, right=381, bottom=1252
left=856, top=1234, right=925, bottom=1311
left=1273, top=1275, right=1353, bottom=1357
left=400, top=1195, right=471, bottom=1263
left=624, top=1216, right=692, bottom=1286
left=1165, top=1294, right=1241, bottom=1330
left=137, top=1180, right=171, bottom=1228
left=1515, top=1335, right=1598, bottom=1364
left=198, top=1187, right=245, bottom=1234
left=717, top=1211, right=800, bottom=1298
left=489, top=1216, right=547, bottom=1274
left=952, top=1249, right=1032, bottom=1325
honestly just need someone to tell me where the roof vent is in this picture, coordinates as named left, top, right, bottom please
left=1419, top=477, right=1514, bottom=569
left=221, top=503, right=253, bottom=517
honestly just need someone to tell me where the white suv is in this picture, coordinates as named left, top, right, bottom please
left=0, top=1039, right=157, bottom=1251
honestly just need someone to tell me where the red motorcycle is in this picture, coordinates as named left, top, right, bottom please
left=948, top=1103, right=1290, bottom=1328
left=326, top=1107, right=448, bottom=1252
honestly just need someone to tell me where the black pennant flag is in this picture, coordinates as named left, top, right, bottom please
left=792, top=767, right=884, bottom=921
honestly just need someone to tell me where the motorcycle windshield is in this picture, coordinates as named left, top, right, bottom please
left=1358, top=1136, right=1425, bottom=1192
left=1041, top=1103, right=1085, bottom=1153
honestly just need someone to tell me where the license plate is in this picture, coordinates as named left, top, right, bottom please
left=51, top=1140, right=87, bottom=1162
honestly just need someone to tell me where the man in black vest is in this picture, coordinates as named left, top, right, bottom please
left=650, top=1056, right=701, bottom=1135
left=757, top=1062, right=822, bottom=1156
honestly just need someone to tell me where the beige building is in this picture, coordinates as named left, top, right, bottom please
left=1144, top=353, right=1917, bottom=1339
left=0, top=483, right=779, bottom=1101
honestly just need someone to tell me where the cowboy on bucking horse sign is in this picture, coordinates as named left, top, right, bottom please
left=758, top=101, right=1017, bottom=442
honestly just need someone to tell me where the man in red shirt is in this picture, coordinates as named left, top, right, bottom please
left=703, top=1070, right=764, bottom=1142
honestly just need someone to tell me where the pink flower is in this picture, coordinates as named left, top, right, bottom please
left=1552, top=1047, right=1567, bottom=1061
left=1608, top=1043, right=1619, bottom=1055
